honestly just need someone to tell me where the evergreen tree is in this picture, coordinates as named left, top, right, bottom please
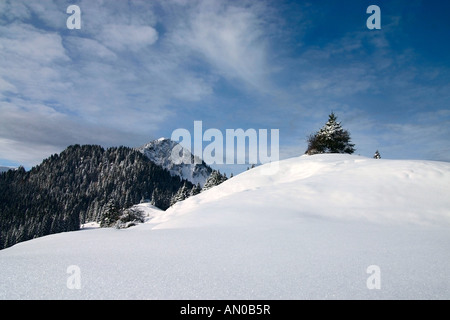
left=190, top=183, right=202, bottom=197
left=306, top=112, right=355, bottom=155
left=374, top=150, right=381, bottom=159
left=151, top=187, right=169, bottom=208
left=115, top=207, right=145, bottom=229
left=170, top=183, right=190, bottom=206
left=202, top=170, right=228, bottom=191
left=100, top=200, right=121, bottom=228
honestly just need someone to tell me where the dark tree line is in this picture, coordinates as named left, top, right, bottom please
left=0, top=144, right=192, bottom=249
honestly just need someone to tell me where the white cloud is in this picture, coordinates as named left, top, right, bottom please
left=25, top=0, right=65, bottom=29
left=0, top=138, right=62, bottom=168
left=98, top=24, right=159, bottom=52
left=0, top=96, right=159, bottom=167
left=0, top=0, right=30, bottom=23
left=0, top=25, right=76, bottom=134
left=0, top=78, right=17, bottom=93
left=64, top=36, right=117, bottom=60
left=1, top=0, right=448, bottom=167
left=168, top=0, right=276, bottom=90
left=0, top=23, right=68, bottom=63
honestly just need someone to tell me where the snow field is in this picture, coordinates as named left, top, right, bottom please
left=0, top=154, right=449, bottom=299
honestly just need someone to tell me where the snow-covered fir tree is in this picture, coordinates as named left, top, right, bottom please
left=202, top=170, right=228, bottom=191
left=306, top=112, right=355, bottom=155
left=190, top=183, right=202, bottom=197
left=100, top=200, right=121, bottom=228
left=170, top=183, right=190, bottom=206
left=374, top=150, right=381, bottom=159
left=151, top=188, right=170, bottom=208
left=114, top=207, right=145, bottom=229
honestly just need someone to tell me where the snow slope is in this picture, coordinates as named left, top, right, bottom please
left=80, top=203, right=163, bottom=229
left=137, top=138, right=212, bottom=187
left=157, top=154, right=450, bottom=228
left=0, top=154, right=449, bottom=300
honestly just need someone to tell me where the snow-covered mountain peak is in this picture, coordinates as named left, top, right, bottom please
left=137, top=138, right=212, bottom=187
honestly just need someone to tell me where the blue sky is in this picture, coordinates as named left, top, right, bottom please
left=0, top=0, right=449, bottom=174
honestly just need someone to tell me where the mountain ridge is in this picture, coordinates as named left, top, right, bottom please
left=137, top=138, right=212, bottom=187
left=0, top=144, right=192, bottom=249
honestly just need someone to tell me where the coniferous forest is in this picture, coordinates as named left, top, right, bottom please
left=0, top=145, right=192, bottom=249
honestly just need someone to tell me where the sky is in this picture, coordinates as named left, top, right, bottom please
left=0, top=0, right=449, bottom=174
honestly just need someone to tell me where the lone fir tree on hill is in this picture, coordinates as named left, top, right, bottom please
left=306, top=112, right=355, bottom=155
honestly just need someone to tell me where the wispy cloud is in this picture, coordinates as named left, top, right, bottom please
left=0, top=0, right=280, bottom=166
left=0, top=0, right=448, bottom=168
left=98, top=24, right=158, bottom=51
left=168, top=0, right=276, bottom=91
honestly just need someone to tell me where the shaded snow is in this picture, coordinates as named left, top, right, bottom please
left=135, top=202, right=164, bottom=222
left=0, top=154, right=449, bottom=299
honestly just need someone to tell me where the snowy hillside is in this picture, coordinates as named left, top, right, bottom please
left=0, top=154, right=449, bottom=299
left=157, top=154, right=450, bottom=228
left=137, top=138, right=212, bottom=187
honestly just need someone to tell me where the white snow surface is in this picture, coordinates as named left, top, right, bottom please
left=134, top=202, right=164, bottom=222
left=1, top=154, right=449, bottom=300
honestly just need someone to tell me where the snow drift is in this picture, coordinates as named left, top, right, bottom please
left=0, top=154, right=449, bottom=299
left=157, top=154, right=450, bottom=229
